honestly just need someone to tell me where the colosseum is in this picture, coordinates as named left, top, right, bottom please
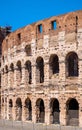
left=0, top=10, right=82, bottom=127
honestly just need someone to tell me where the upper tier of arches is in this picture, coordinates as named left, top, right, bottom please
left=2, top=10, right=82, bottom=53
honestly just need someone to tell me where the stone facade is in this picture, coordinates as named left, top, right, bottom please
left=1, top=10, right=82, bottom=126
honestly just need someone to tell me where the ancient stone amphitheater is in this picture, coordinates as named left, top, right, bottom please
left=0, top=10, right=82, bottom=127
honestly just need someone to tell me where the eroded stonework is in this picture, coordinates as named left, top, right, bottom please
left=1, top=10, right=82, bottom=126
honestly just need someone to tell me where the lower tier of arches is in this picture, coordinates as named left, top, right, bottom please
left=1, top=95, right=81, bottom=126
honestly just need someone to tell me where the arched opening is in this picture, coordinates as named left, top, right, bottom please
left=9, top=99, right=13, bottom=120
left=25, top=98, right=32, bottom=121
left=66, top=52, right=78, bottom=77
left=50, top=99, right=60, bottom=124
left=66, top=98, right=79, bottom=126
left=36, top=57, right=44, bottom=83
left=10, top=63, right=14, bottom=88
left=25, top=45, right=31, bottom=56
left=36, top=99, right=45, bottom=123
left=16, top=98, right=22, bottom=121
left=49, top=54, right=59, bottom=78
left=25, top=61, right=32, bottom=84
left=17, top=61, right=22, bottom=85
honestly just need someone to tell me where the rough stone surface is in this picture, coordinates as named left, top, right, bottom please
left=1, top=10, right=82, bottom=127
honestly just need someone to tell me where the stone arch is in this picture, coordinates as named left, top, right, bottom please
left=16, top=61, right=22, bottom=84
left=25, top=61, right=32, bottom=84
left=5, top=65, right=8, bottom=73
left=9, top=99, right=13, bottom=120
left=66, top=98, right=79, bottom=126
left=5, top=65, right=8, bottom=79
left=66, top=52, right=78, bottom=77
left=24, top=24, right=33, bottom=31
left=24, top=98, right=32, bottom=121
left=36, top=98, right=45, bottom=123
left=50, top=98, right=60, bottom=124
left=16, top=98, right=22, bottom=121
left=63, top=12, right=76, bottom=23
left=10, top=63, right=14, bottom=88
left=10, top=63, right=14, bottom=71
left=49, top=54, right=59, bottom=78
left=25, top=44, right=31, bottom=56
left=36, top=57, right=44, bottom=83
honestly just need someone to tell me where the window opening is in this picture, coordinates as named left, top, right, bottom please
left=25, top=45, right=31, bottom=56
left=17, top=33, right=21, bottom=44
left=38, top=24, right=43, bottom=33
left=52, top=21, right=57, bottom=30
left=66, top=52, right=78, bottom=77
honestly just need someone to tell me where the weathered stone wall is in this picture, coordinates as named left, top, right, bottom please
left=1, top=10, right=82, bottom=126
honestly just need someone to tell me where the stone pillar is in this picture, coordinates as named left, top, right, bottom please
left=58, top=31, right=65, bottom=86
left=35, top=63, right=40, bottom=83
left=78, top=60, right=82, bottom=90
left=12, top=99, right=16, bottom=120
left=3, top=94, right=5, bottom=119
left=32, top=100, right=36, bottom=123
left=7, top=97, right=9, bottom=120
left=31, top=39, right=36, bottom=86
left=60, top=102, right=66, bottom=125
left=21, top=62, right=25, bottom=88
left=1, top=95, right=4, bottom=119
left=77, top=29, right=82, bottom=89
left=79, top=99, right=82, bottom=127
left=1, top=70, right=4, bottom=89
left=59, top=60, right=66, bottom=86
left=45, top=99, right=50, bottom=124
left=44, top=60, right=49, bottom=85
left=8, top=68, right=11, bottom=88
left=4, top=95, right=7, bottom=119
left=13, top=63, right=17, bottom=89
left=31, top=61, right=36, bottom=87
left=22, top=101, right=26, bottom=121
left=9, top=67, right=14, bottom=89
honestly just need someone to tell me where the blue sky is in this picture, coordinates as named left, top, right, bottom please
left=0, top=0, right=82, bottom=31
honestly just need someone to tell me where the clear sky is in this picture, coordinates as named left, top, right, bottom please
left=0, top=0, right=82, bottom=31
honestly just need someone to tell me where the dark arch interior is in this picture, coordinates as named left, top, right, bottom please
left=36, top=99, right=45, bottom=123
left=25, top=98, right=32, bottom=120
left=67, top=52, right=78, bottom=77
left=9, top=99, right=13, bottom=107
left=17, top=61, right=21, bottom=71
left=36, top=57, right=44, bottom=83
left=52, top=99, right=59, bottom=112
left=16, top=98, right=22, bottom=108
left=25, top=98, right=32, bottom=110
left=68, top=99, right=79, bottom=110
left=49, top=55, right=59, bottom=77
left=10, top=63, right=14, bottom=72
left=66, top=98, right=79, bottom=126
left=25, top=61, right=32, bottom=84
left=16, top=98, right=22, bottom=121
left=40, top=99, right=44, bottom=112
left=50, top=99, right=60, bottom=124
